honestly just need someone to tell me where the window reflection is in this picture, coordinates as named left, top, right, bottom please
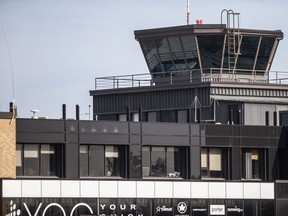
left=151, top=147, right=166, bottom=177
left=197, top=35, right=224, bottom=69
left=17, top=143, right=59, bottom=177
left=237, top=36, right=259, bottom=70
left=180, top=35, right=199, bottom=69
left=255, top=37, right=275, bottom=71
left=40, top=144, right=56, bottom=176
left=140, top=35, right=199, bottom=73
left=24, top=144, right=39, bottom=176
left=105, top=146, right=119, bottom=176
left=242, top=149, right=265, bottom=179
left=142, top=146, right=182, bottom=178
left=80, top=145, right=120, bottom=177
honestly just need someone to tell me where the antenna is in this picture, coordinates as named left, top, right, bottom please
left=1, top=24, right=15, bottom=102
left=186, top=0, right=190, bottom=25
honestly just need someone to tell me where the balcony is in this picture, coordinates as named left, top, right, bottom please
left=94, top=69, right=288, bottom=90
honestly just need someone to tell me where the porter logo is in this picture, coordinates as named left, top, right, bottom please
left=5, top=200, right=21, bottom=216
left=210, top=205, right=225, bottom=215
left=177, top=202, right=187, bottom=214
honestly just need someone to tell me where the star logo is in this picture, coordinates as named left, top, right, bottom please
left=156, top=206, right=161, bottom=213
left=177, top=202, right=187, bottom=214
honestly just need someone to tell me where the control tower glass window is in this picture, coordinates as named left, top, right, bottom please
left=255, top=37, right=275, bottom=71
left=140, top=35, right=199, bottom=73
left=197, top=35, right=224, bottom=69
left=181, top=35, right=199, bottom=70
left=237, top=36, right=259, bottom=71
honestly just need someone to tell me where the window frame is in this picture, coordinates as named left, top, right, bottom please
left=79, top=144, right=122, bottom=178
left=16, top=143, right=58, bottom=177
left=201, top=147, right=227, bottom=179
left=142, top=146, right=184, bottom=178
left=241, top=148, right=266, bottom=180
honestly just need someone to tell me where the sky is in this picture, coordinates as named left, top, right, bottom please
left=0, top=0, right=288, bottom=119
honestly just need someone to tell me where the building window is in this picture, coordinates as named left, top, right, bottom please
left=201, top=148, right=225, bottom=179
left=40, top=144, right=56, bottom=176
left=177, top=110, right=188, bottom=123
left=16, top=144, right=58, bottom=177
left=147, top=112, right=157, bottom=122
left=142, top=146, right=183, bottom=178
left=280, top=111, right=288, bottom=126
left=80, top=145, right=121, bottom=177
left=242, top=149, right=265, bottom=179
left=118, top=114, right=127, bottom=122
left=132, top=113, right=139, bottom=122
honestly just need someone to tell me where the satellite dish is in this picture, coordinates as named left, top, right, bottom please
left=30, top=109, right=39, bottom=118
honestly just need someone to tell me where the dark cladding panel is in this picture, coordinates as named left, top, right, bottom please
left=16, top=119, right=65, bottom=132
left=65, top=143, right=79, bottom=178
left=240, top=138, right=269, bottom=147
left=231, top=147, right=241, bottom=180
left=205, top=124, right=233, bottom=136
left=142, top=122, right=189, bottom=136
left=130, top=122, right=141, bottom=134
left=17, top=132, right=65, bottom=143
left=190, top=146, right=201, bottom=179
left=79, top=121, right=128, bottom=134
left=205, top=137, right=231, bottom=146
left=79, top=134, right=129, bottom=145
left=65, top=121, right=78, bottom=133
left=142, top=135, right=189, bottom=146
left=268, top=148, right=278, bottom=180
left=240, top=126, right=269, bottom=137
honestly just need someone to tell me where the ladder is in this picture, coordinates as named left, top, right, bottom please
left=222, top=10, right=241, bottom=78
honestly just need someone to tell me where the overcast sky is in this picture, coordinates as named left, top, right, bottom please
left=0, top=0, right=288, bottom=119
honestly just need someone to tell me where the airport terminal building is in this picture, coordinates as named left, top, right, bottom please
left=2, top=11, right=288, bottom=216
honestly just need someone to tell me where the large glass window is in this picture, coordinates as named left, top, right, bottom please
left=201, top=148, right=225, bottom=179
left=168, top=37, right=188, bottom=71
left=16, top=144, right=59, bottom=177
left=151, top=147, right=166, bottom=177
left=24, top=144, right=39, bottom=176
left=242, top=149, right=265, bottom=179
left=280, top=111, right=288, bottom=126
left=255, top=37, right=275, bottom=71
left=236, top=36, right=259, bottom=70
left=197, top=35, right=225, bottom=69
left=147, top=112, right=157, bottom=122
left=140, top=35, right=199, bottom=73
left=142, top=146, right=183, bottom=178
left=79, top=145, right=121, bottom=177
left=181, top=35, right=199, bottom=69
left=177, top=110, right=188, bottom=123
left=40, top=144, right=56, bottom=176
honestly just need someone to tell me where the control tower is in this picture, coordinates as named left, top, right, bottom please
left=134, top=10, right=283, bottom=84
left=91, top=11, right=287, bottom=126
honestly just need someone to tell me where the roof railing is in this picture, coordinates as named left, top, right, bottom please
left=94, top=69, right=288, bottom=90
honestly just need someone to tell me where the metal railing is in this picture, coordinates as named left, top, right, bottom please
left=94, top=68, right=288, bottom=90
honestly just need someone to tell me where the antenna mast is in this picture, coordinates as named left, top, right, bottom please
left=186, top=0, right=190, bottom=25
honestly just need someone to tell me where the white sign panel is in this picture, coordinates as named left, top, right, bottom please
left=210, top=205, right=225, bottom=215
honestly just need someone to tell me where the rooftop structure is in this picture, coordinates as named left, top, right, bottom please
left=91, top=16, right=288, bottom=126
